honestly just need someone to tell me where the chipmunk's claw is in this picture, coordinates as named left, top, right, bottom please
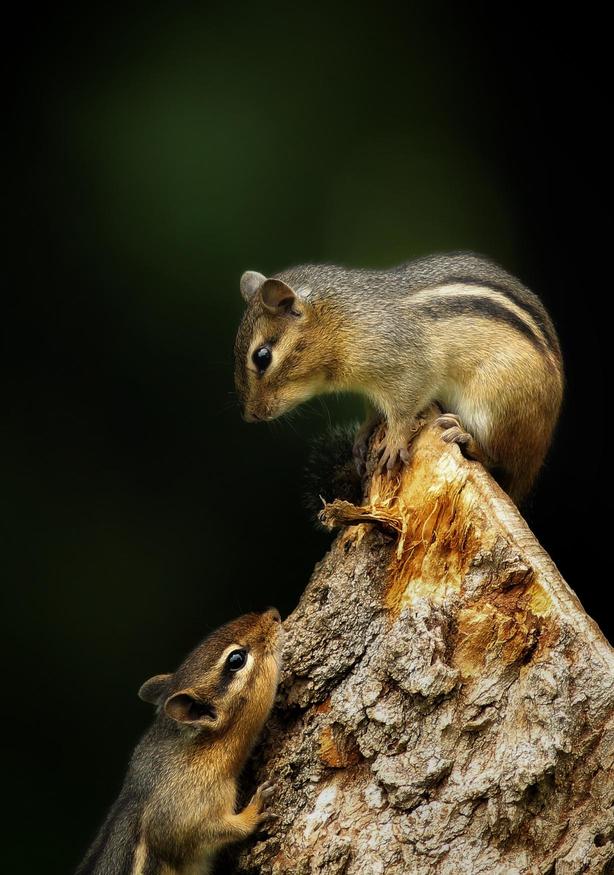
left=377, top=437, right=411, bottom=473
left=435, top=413, right=472, bottom=445
left=255, top=780, right=275, bottom=801
left=250, top=780, right=277, bottom=826
left=435, top=413, right=485, bottom=463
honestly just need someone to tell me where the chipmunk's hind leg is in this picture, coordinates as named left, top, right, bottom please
left=435, top=412, right=522, bottom=501
left=486, top=419, right=556, bottom=506
left=436, top=348, right=562, bottom=505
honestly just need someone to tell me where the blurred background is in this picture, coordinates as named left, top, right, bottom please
left=4, top=4, right=605, bottom=871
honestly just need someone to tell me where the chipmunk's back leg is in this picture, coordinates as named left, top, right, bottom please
left=438, top=347, right=563, bottom=504
left=487, top=394, right=561, bottom=505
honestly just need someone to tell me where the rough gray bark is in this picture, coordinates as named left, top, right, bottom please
left=238, top=410, right=614, bottom=875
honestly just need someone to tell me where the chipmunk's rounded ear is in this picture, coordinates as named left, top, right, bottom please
left=240, top=270, right=266, bottom=303
left=261, top=278, right=298, bottom=314
left=164, top=691, right=218, bottom=725
left=138, top=673, right=172, bottom=706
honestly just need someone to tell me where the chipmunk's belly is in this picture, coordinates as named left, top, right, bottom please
left=437, top=381, right=492, bottom=443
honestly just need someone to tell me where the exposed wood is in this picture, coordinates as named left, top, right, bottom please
left=236, top=408, right=614, bottom=875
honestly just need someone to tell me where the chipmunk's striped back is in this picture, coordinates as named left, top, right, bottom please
left=235, top=252, right=563, bottom=503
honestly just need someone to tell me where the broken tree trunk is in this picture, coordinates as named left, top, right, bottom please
left=237, top=409, right=614, bottom=875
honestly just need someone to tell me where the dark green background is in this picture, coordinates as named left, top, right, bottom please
left=5, top=5, right=605, bottom=871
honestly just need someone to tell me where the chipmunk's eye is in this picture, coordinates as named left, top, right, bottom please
left=252, top=346, right=272, bottom=373
left=227, top=649, right=247, bottom=671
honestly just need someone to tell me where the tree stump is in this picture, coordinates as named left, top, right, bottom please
left=237, top=409, right=614, bottom=875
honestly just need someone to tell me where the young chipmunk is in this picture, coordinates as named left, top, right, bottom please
left=76, top=608, right=283, bottom=875
left=234, top=252, right=563, bottom=504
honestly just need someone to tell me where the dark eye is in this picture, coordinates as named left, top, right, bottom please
left=226, top=649, right=247, bottom=671
left=252, top=345, right=272, bottom=373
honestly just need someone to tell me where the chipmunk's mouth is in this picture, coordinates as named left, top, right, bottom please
left=243, top=408, right=280, bottom=423
left=242, top=402, right=277, bottom=422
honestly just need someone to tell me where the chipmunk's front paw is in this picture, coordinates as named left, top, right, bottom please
left=377, top=433, right=412, bottom=473
left=250, top=780, right=278, bottom=825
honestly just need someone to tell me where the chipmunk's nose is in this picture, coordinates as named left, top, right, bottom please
left=263, top=607, right=281, bottom=623
left=243, top=408, right=262, bottom=422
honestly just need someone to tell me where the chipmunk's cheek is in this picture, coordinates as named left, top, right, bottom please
left=269, top=399, right=296, bottom=418
left=272, top=381, right=317, bottom=416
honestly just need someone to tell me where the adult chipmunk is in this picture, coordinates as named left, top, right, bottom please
left=234, top=252, right=563, bottom=504
left=76, top=608, right=282, bottom=875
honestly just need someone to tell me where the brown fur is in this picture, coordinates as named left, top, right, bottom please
left=234, top=295, right=350, bottom=422
left=76, top=609, right=283, bottom=875
left=234, top=254, right=564, bottom=504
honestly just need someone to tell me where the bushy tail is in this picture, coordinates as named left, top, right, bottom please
left=303, top=423, right=363, bottom=529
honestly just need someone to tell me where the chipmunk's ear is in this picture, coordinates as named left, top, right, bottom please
left=138, top=673, right=172, bottom=706
left=164, top=691, right=218, bottom=726
left=261, top=278, right=313, bottom=314
left=240, top=270, right=266, bottom=303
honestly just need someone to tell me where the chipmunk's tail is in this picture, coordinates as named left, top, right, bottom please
left=303, top=423, right=363, bottom=530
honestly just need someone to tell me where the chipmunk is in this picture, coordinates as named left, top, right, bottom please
left=76, top=608, right=283, bottom=875
left=234, top=252, right=563, bottom=503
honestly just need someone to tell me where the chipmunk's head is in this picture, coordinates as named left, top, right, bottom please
left=234, top=270, right=339, bottom=422
left=139, top=608, right=283, bottom=737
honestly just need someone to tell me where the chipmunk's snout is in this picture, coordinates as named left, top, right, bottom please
left=242, top=408, right=264, bottom=423
left=242, top=399, right=276, bottom=422
left=237, top=397, right=259, bottom=422
left=261, top=606, right=283, bottom=652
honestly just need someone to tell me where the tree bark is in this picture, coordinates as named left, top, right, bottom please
left=237, top=408, right=614, bottom=875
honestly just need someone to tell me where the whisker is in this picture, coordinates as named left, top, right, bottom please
left=316, top=397, right=333, bottom=430
left=283, top=414, right=301, bottom=437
